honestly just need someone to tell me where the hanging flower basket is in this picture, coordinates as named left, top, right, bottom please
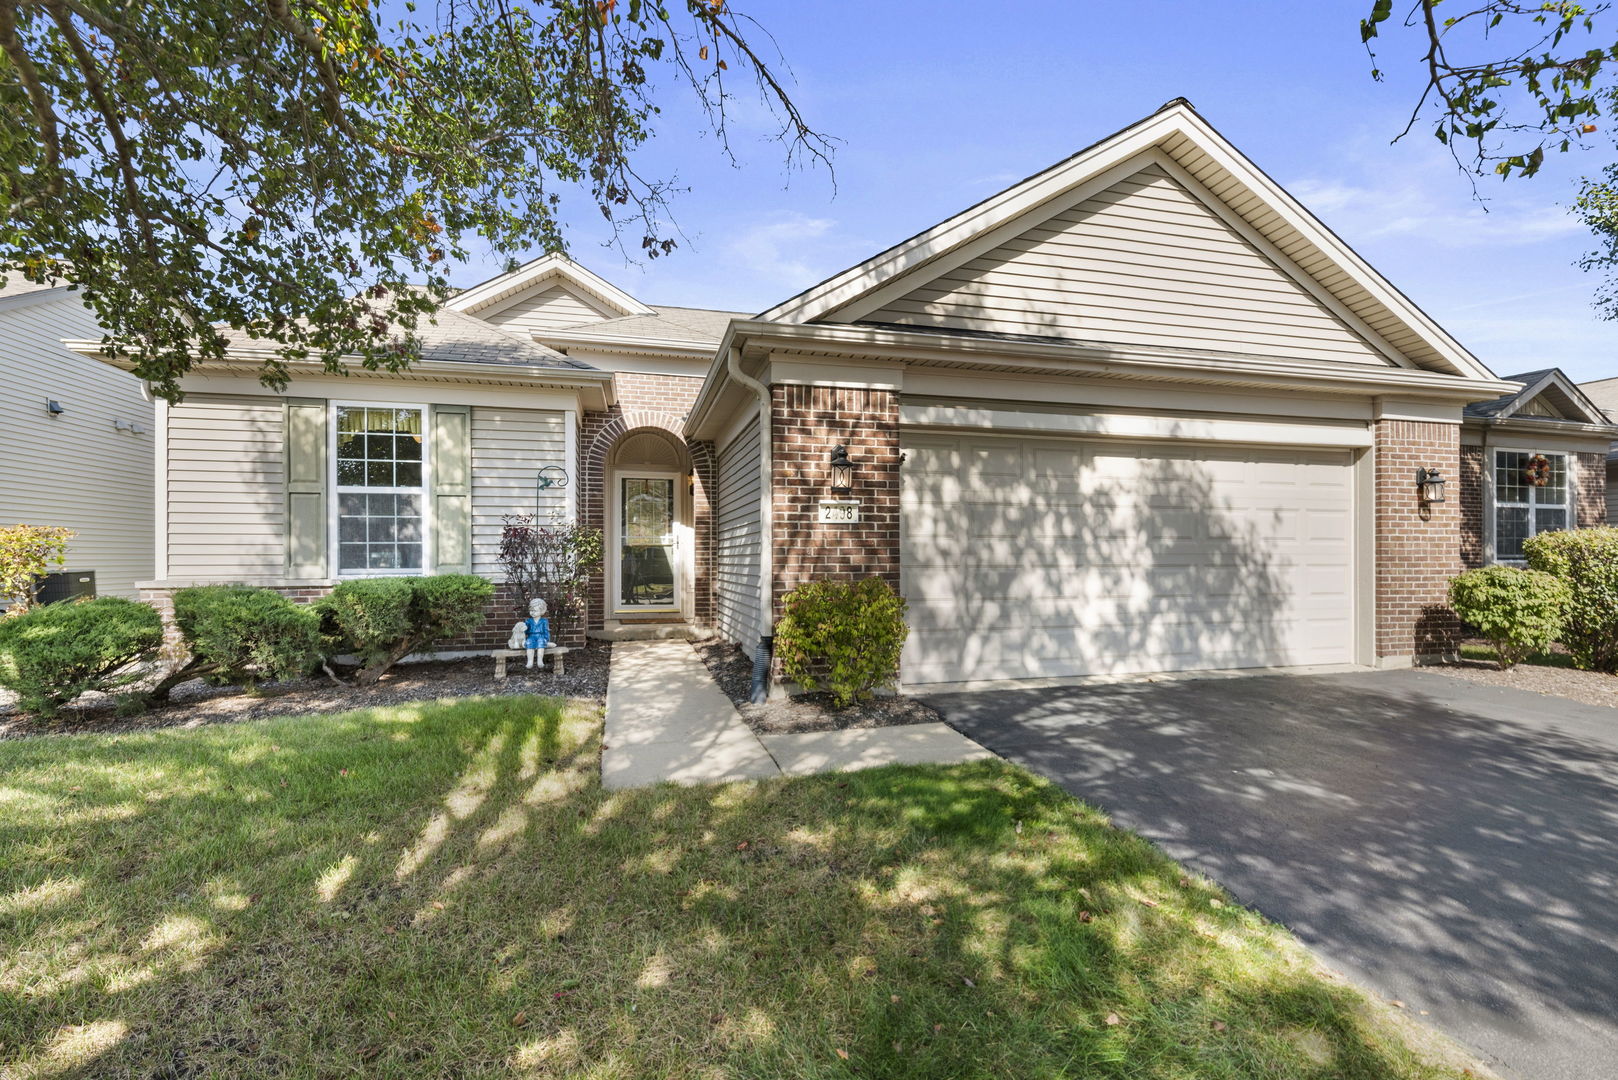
left=1523, top=453, right=1553, bottom=487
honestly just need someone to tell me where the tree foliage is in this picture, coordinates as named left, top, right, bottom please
left=1361, top=2, right=1618, bottom=312
left=1362, top=0, right=1616, bottom=179
left=0, top=0, right=828, bottom=401
left=0, top=523, right=73, bottom=613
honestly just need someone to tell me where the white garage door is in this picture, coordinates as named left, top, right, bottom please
left=901, top=432, right=1357, bottom=685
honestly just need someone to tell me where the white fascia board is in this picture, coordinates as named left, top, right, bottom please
left=531, top=326, right=720, bottom=358
left=712, top=321, right=1518, bottom=402
left=444, top=253, right=653, bottom=317
left=900, top=403, right=1373, bottom=449
left=764, top=356, right=905, bottom=391
left=0, top=286, right=76, bottom=315
left=1466, top=415, right=1618, bottom=442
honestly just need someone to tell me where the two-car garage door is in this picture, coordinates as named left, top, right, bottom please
left=901, top=433, right=1357, bottom=685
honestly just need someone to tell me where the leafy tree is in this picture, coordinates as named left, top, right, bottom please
left=0, top=523, right=73, bottom=612
left=1361, top=0, right=1615, bottom=179
left=1362, top=1, right=1618, bottom=312
left=0, top=0, right=828, bottom=401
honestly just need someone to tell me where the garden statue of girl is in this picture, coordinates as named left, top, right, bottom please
left=507, top=597, right=552, bottom=669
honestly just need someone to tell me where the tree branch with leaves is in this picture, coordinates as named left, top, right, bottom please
left=0, top=0, right=830, bottom=401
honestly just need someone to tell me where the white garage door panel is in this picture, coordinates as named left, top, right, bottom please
left=901, top=433, right=1356, bottom=684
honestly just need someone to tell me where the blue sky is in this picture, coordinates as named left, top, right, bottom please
left=450, top=0, right=1618, bottom=382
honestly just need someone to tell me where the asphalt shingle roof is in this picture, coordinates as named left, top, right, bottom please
left=220, top=306, right=594, bottom=370
left=1463, top=369, right=1557, bottom=419
left=565, top=305, right=743, bottom=344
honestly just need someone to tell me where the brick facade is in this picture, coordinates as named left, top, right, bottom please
left=1576, top=451, right=1607, bottom=528
left=1374, top=419, right=1462, bottom=661
left=579, top=371, right=714, bottom=632
left=1459, top=444, right=1485, bottom=569
left=769, top=385, right=901, bottom=616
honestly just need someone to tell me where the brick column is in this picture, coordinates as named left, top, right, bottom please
left=770, top=385, right=901, bottom=616
left=1575, top=451, right=1607, bottom=528
left=1459, top=444, right=1485, bottom=569
left=1374, top=419, right=1461, bottom=663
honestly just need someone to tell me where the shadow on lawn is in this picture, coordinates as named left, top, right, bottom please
left=928, top=670, right=1618, bottom=1074
left=0, top=696, right=1454, bottom=1079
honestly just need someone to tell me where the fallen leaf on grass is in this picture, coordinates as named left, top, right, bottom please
left=1105, top=1012, right=1122, bottom=1026
left=1078, top=911, right=1093, bottom=923
left=1391, top=1000, right=1405, bottom=1009
left=890, top=994, right=901, bottom=1003
left=835, top=1048, right=849, bottom=1060
left=1139, top=898, right=1158, bottom=908
left=511, top=1010, right=527, bottom=1027
left=962, top=976, right=976, bottom=988
left=1211, top=1020, right=1227, bottom=1032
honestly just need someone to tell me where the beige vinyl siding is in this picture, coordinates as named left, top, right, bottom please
left=479, top=284, right=615, bottom=334
left=469, top=406, right=567, bottom=576
left=0, top=293, right=153, bottom=597
left=165, top=394, right=286, bottom=583
left=713, top=413, right=764, bottom=651
left=867, top=164, right=1388, bottom=365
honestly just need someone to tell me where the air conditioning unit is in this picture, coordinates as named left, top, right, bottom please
left=36, top=571, right=97, bottom=605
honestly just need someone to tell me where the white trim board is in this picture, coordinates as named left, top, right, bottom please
left=899, top=404, right=1373, bottom=448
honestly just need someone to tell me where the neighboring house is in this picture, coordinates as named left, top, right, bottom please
left=1, top=280, right=154, bottom=602
left=75, top=99, right=1617, bottom=687
left=1459, top=369, right=1615, bottom=565
left=1574, top=373, right=1618, bottom=523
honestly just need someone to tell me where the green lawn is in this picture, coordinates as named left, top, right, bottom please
left=0, top=697, right=1481, bottom=1079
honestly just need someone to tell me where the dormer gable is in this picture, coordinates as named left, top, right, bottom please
left=446, top=253, right=653, bottom=334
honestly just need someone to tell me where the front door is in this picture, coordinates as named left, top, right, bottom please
left=616, top=474, right=679, bottom=610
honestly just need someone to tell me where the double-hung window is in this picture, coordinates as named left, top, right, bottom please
left=1492, top=449, right=1569, bottom=562
left=334, top=405, right=428, bottom=574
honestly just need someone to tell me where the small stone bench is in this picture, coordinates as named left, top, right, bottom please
left=492, top=647, right=570, bottom=680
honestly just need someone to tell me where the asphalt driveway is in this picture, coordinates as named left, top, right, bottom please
left=923, top=669, right=1618, bottom=1080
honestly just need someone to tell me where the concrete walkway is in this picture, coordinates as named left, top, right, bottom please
left=602, top=640, right=993, bottom=789
left=602, top=640, right=778, bottom=789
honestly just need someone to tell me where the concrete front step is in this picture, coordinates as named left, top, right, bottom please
left=589, top=623, right=715, bottom=643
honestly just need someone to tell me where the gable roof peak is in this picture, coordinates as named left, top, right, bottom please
left=756, top=102, right=1498, bottom=382
left=444, top=252, right=653, bottom=319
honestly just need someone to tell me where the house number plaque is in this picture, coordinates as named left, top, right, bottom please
left=818, top=499, right=860, bottom=524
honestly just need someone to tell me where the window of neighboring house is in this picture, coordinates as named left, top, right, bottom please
left=333, top=405, right=428, bottom=574
left=1493, top=449, right=1569, bottom=562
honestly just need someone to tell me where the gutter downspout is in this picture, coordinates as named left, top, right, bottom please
left=727, top=345, right=774, bottom=703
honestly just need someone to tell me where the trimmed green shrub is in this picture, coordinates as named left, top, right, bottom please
left=1524, top=526, right=1618, bottom=672
left=319, top=574, right=494, bottom=685
left=0, top=596, right=163, bottom=716
left=0, top=523, right=74, bottom=613
left=147, top=585, right=323, bottom=700
left=775, top=577, right=909, bottom=708
left=1447, top=566, right=1569, bottom=670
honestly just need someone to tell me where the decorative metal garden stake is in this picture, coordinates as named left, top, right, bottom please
left=533, top=465, right=569, bottom=520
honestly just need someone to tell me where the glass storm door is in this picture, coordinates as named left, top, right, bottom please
left=618, top=476, right=677, bottom=608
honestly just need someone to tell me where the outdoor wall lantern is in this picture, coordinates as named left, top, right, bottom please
left=1416, top=467, right=1446, bottom=505
left=829, top=444, right=855, bottom=495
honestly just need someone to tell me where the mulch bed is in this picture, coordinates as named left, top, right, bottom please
left=694, top=639, right=942, bottom=735
left=0, top=643, right=611, bottom=740
left=1429, top=652, right=1618, bottom=711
